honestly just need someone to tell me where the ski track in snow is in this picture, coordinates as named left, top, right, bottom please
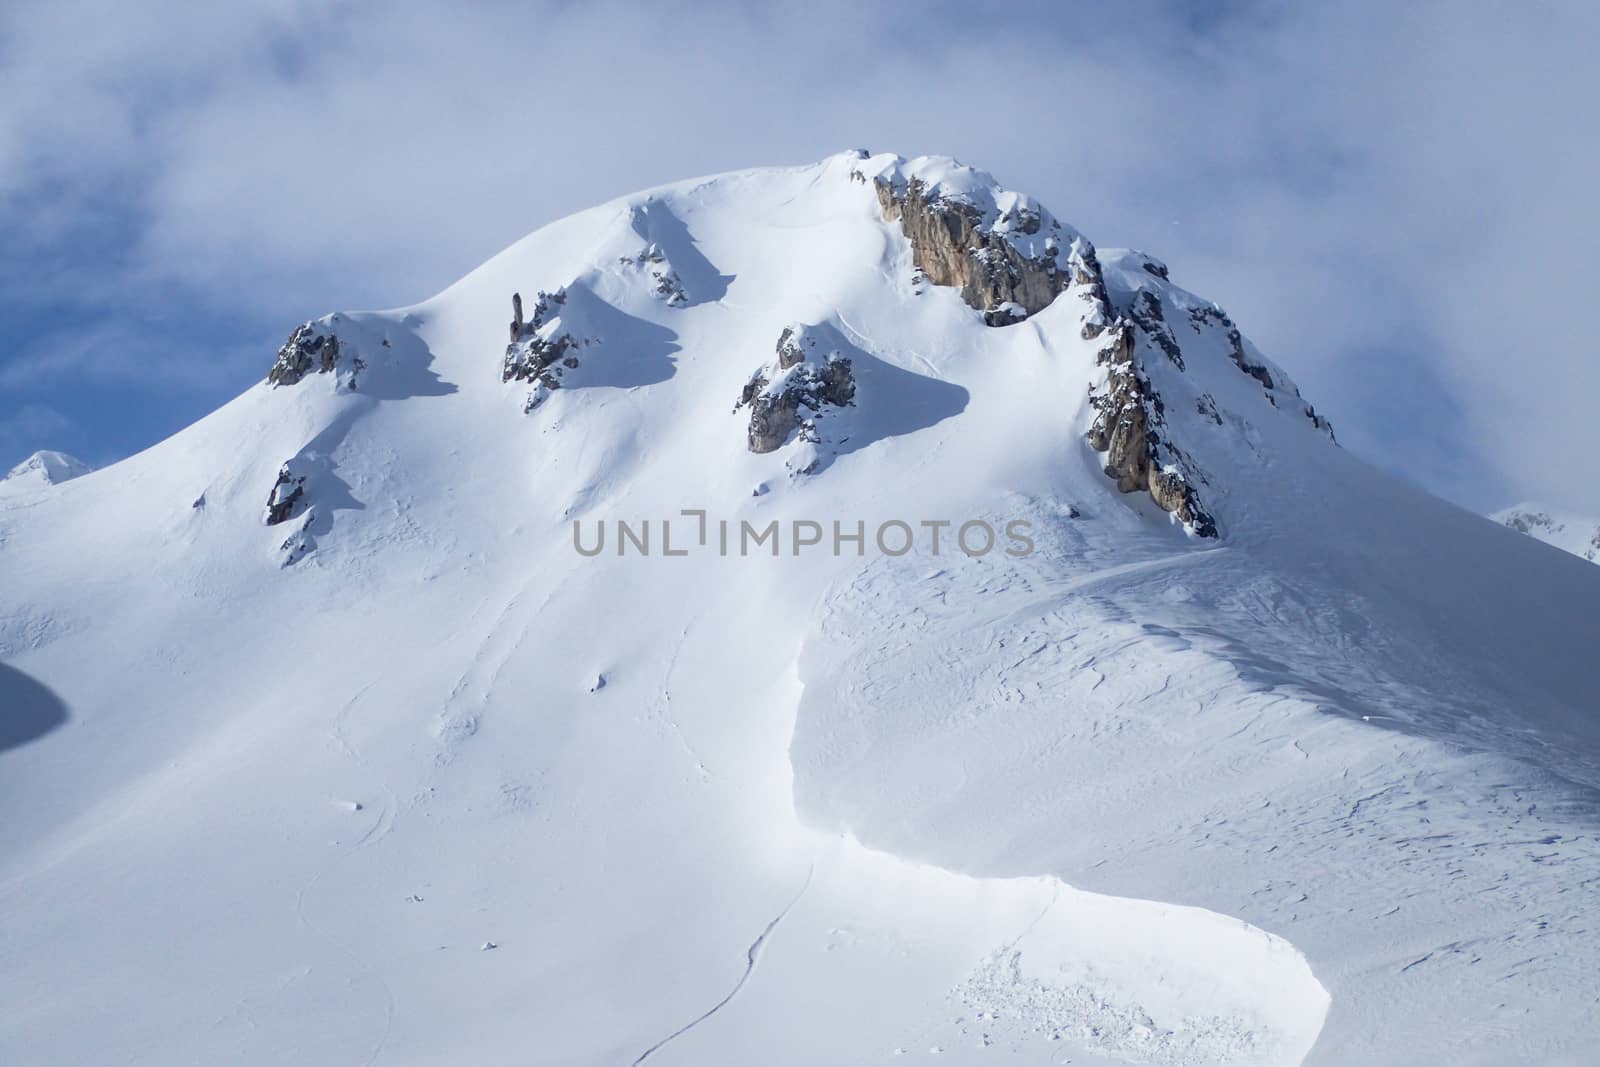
left=630, top=866, right=815, bottom=1065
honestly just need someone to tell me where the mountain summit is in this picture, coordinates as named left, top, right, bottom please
left=1494, top=504, right=1600, bottom=565
left=2, top=153, right=1597, bottom=1066
left=1, top=450, right=92, bottom=490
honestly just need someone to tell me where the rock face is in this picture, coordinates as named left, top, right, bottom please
left=872, top=177, right=1062, bottom=319
left=1085, top=323, right=1218, bottom=537
left=855, top=154, right=1110, bottom=337
left=736, top=324, right=856, bottom=454
left=268, top=323, right=343, bottom=386
left=1080, top=248, right=1342, bottom=537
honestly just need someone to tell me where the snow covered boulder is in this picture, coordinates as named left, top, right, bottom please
left=737, top=323, right=856, bottom=455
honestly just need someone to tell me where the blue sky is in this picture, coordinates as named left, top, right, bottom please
left=3, top=0, right=1597, bottom=512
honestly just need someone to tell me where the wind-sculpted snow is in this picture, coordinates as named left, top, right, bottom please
left=3, top=151, right=1599, bottom=1065
left=791, top=507, right=1600, bottom=1065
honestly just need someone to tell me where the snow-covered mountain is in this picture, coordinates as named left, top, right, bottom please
left=0, top=450, right=92, bottom=490
left=1494, top=505, right=1600, bottom=564
left=2, top=152, right=1597, bottom=1066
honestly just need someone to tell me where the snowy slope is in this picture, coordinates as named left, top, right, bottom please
left=2, top=152, right=1598, bottom=1067
left=1494, top=505, right=1600, bottom=565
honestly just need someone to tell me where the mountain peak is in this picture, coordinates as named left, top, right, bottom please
left=2, top=449, right=92, bottom=489
left=255, top=151, right=1337, bottom=544
left=1493, top=503, right=1600, bottom=563
left=6, top=152, right=1600, bottom=1067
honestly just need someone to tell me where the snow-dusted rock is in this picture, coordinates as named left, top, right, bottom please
left=502, top=288, right=585, bottom=410
left=1086, top=322, right=1218, bottom=537
left=263, top=463, right=306, bottom=526
left=736, top=323, right=856, bottom=455
left=619, top=243, right=688, bottom=306
left=269, top=321, right=341, bottom=386
left=861, top=155, right=1074, bottom=323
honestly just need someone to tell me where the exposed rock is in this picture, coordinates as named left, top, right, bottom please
left=264, top=464, right=305, bottom=526
left=1069, top=242, right=1114, bottom=340
left=872, top=177, right=1063, bottom=322
left=983, top=301, right=1028, bottom=327
left=737, top=324, right=856, bottom=454
left=1086, top=323, right=1218, bottom=538
left=619, top=244, right=688, bottom=306
left=1188, top=303, right=1335, bottom=439
left=1128, top=290, right=1184, bottom=368
left=502, top=289, right=579, bottom=408
left=855, top=157, right=1126, bottom=339
left=1502, top=510, right=1556, bottom=536
left=1496, top=507, right=1600, bottom=564
left=269, top=323, right=341, bottom=386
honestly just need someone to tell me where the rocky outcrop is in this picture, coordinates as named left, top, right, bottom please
left=736, top=324, right=856, bottom=454
left=871, top=177, right=1064, bottom=322
left=263, top=464, right=306, bottom=526
left=852, top=159, right=1337, bottom=539
left=1128, top=290, right=1184, bottom=368
left=1085, top=323, right=1218, bottom=538
left=619, top=244, right=688, bottom=306
left=502, top=289, right=584, bottom=410
left=855, top=156, right=1110, bottom=329
left=269, top=323, right=343, bottom=386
